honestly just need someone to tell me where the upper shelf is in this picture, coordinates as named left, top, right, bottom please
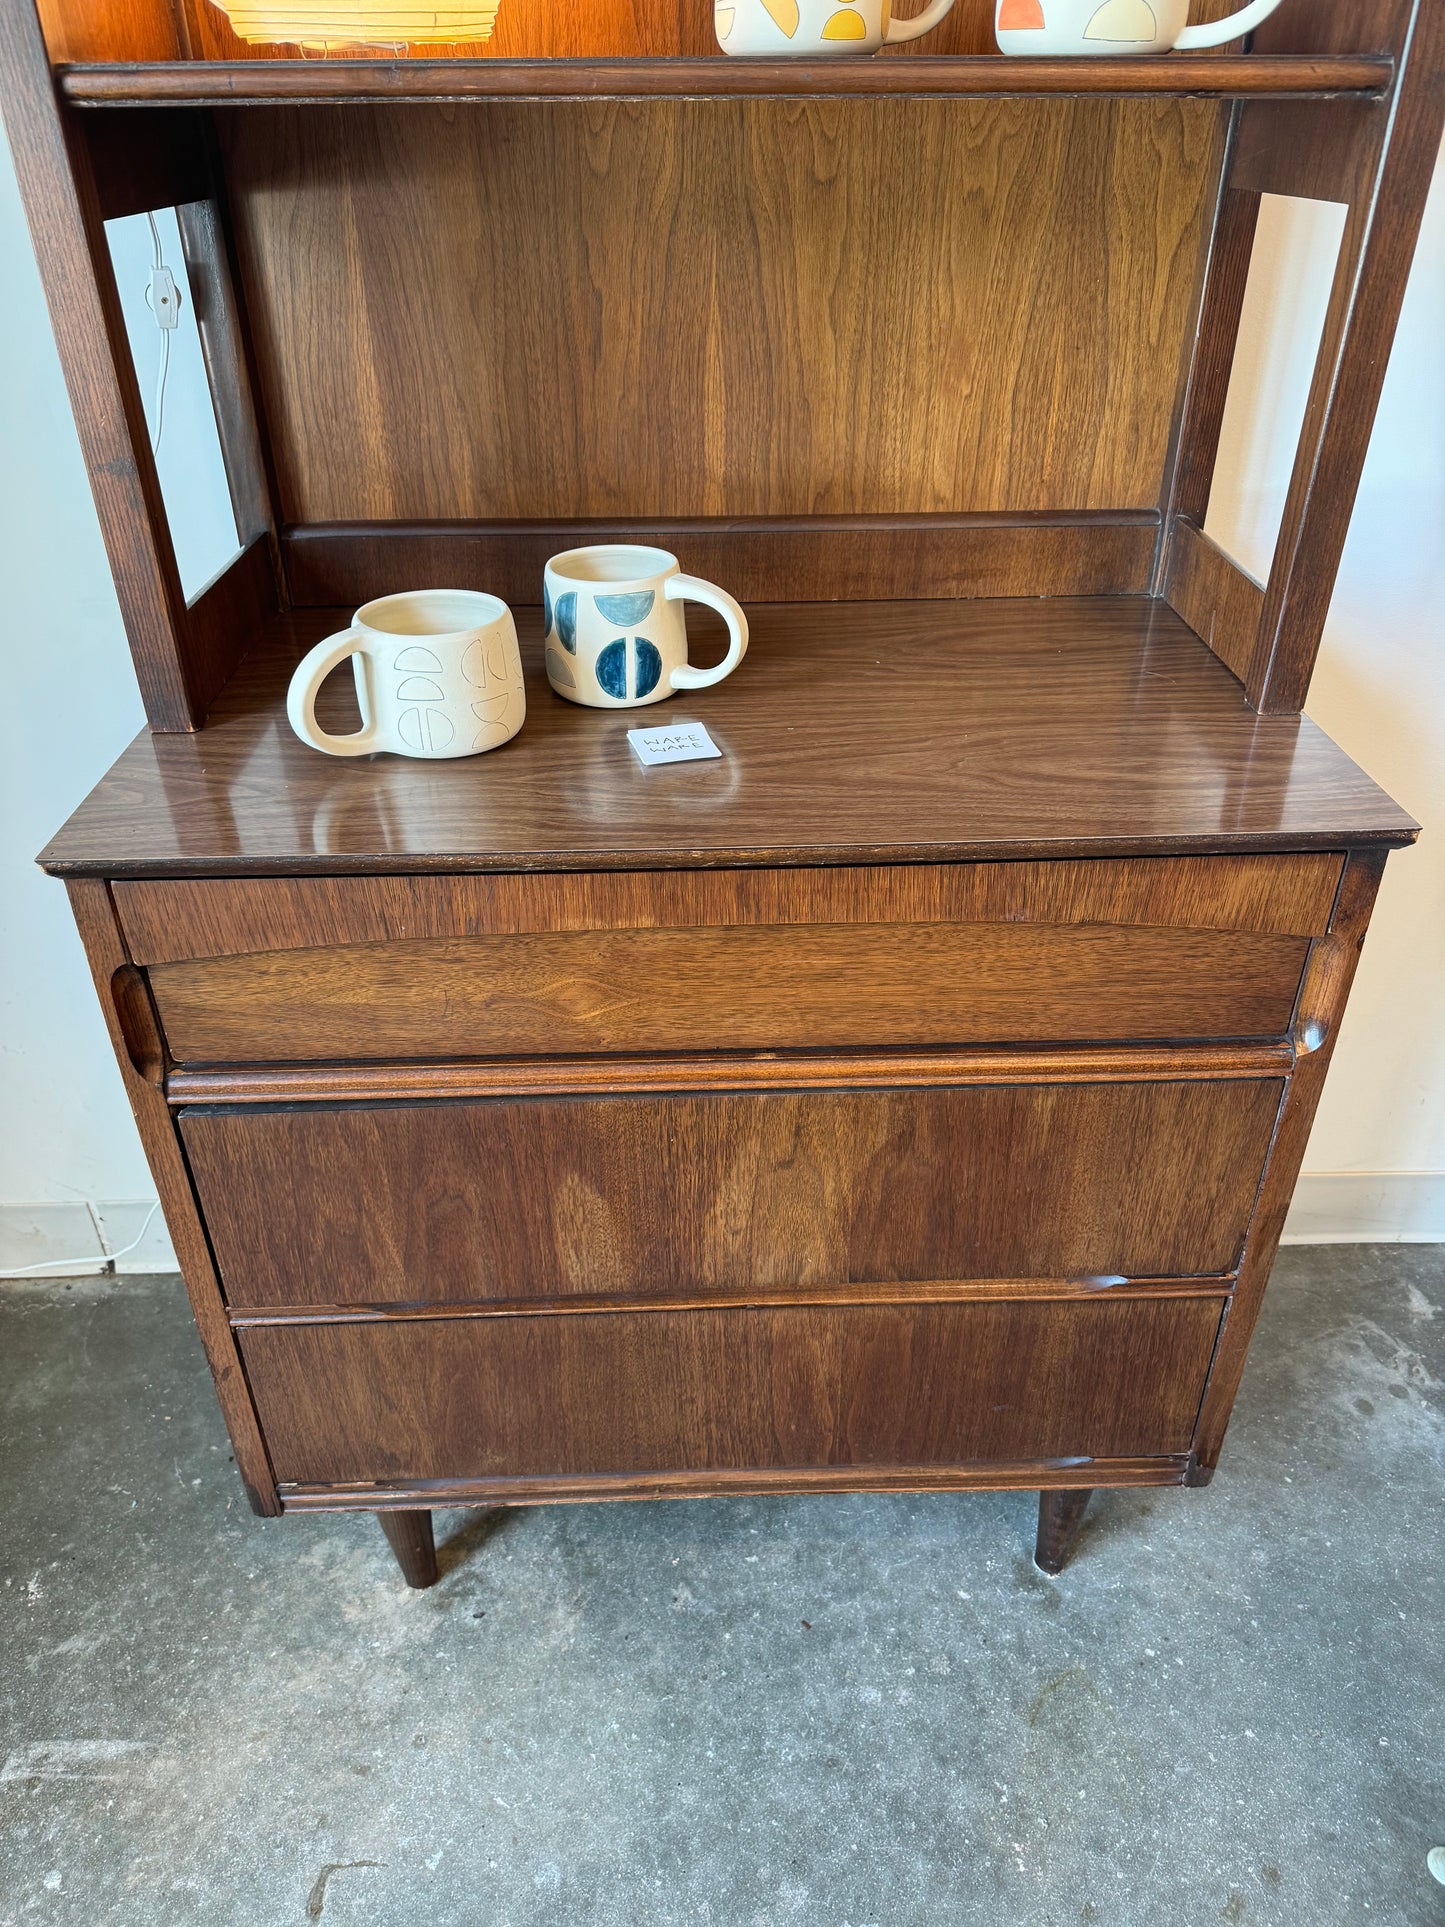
left=58, top=53, right=1394, bottom=107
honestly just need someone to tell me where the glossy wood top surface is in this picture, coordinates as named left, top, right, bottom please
left=41, top=599, right=1416, bottom=876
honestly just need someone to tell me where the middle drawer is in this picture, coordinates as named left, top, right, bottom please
left=184, top=1077, right=1283, bottom=1311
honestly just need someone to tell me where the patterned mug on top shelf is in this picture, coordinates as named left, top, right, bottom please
left=543, top=545, right=749, bottom=710
left=716, top=0, right=956, bottom=57
left=994, top=0, right=1284, bottom=55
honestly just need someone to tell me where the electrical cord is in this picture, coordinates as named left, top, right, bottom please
left=142, top=211, right=177, bottom=455
left=0, top=1201, right=162, bottom=1280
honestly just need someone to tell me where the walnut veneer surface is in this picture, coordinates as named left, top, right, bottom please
left=40, top=599, right=1415, bottom=876
left=183, top=1080, right=1281, bottom=1308
left=240, top=1298, right=1227, bottom=1487
left=219, top=100, right=1223, bottom=525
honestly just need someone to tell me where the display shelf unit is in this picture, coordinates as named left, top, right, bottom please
left=3, top=0, right=1440, bottom=1587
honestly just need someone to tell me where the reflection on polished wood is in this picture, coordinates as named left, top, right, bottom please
left=39, top=600, right=1416, bottom=877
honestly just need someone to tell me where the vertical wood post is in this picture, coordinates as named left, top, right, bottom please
left=1192, top=849, right=1389, bottom=1470
left=1162, top=0, right=1445, bottom=715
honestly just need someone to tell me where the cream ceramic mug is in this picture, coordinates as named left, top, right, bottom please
left=716, top=0, right=955, bottom=56
left=543, top=545, right=748, bottom=710
left=995, top=0, right=1283, bottom=54
left=286, top=588, right=525, bottom=758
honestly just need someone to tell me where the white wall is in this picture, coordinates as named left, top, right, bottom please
left=0, top=124, right=1441, bottom=1270
left=0, top=137, right=234, bottom=1274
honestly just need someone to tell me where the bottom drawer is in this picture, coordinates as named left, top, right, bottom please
left=241, top=1297, right=1225, bottom=1489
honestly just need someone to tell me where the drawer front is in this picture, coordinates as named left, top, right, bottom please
left=183, top=1079, right=1283, bottom=1310
left=240, top=1297, right=1227, bottom=1487
left=134, top=856, right=1335, bottom=1064
left=116, top=855, right=1343, bottom=963
left=150, top=922, right=1309, bottom=1063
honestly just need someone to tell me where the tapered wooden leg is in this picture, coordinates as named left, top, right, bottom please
left=1034, top=1488, right=1093, bottom=1574
left=376, top=1508, right=438, bottom=1588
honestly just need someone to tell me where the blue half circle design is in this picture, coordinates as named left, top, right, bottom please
left=595, top=589, right=655, bottom=625
left=556, top=591, right=578, bottom=653
left=596, top=639, right=628, bottom=700
left=634, top=639, right=663, bottom=698
left=543, top=580, right=554, bottom=639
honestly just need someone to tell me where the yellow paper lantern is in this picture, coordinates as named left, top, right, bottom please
left=212, top=1, right=501, bottom=48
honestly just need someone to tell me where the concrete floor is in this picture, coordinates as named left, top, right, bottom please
left=0, top=1249, right=1441, bottom=1927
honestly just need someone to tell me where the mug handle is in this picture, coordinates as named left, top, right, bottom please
left=1175, top=0, right=1283, bottom=49
left=286, top=629, right=383, bottom=757
left=665, top=575, right=750, bottom=691
left=884, top=0, right=955, bottom=45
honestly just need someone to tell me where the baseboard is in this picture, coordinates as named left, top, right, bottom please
left=1281, top=1173, right=1445, bottom=1245
left=0, top=1200, right=177, bottom=1277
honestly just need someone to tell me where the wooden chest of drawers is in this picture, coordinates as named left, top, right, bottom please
left=42, top=603, right=1417, bottom=1585
left=57, top=838, right=1382, bottom=1568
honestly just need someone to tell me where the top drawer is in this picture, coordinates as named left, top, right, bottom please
left=122, top=854, right=1338, bottom=1065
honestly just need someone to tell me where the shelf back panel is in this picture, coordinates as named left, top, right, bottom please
left=220, top=98, right=1224, bottom=527
left=34, top=0, right=182, bottom=61
left=86, top=0, right=1016, bottom=63
left=37, top=0, right=1267, bottom=61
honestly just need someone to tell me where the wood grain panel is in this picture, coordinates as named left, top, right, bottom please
left=238, top=1296, right=1227, bottom=1484
left=182, top=535, right=279, bottom=713
left=176, top=193, right=278, bottom=551
left=1165, top=517, right=1265, bottom=683
left=281, top=514, right=1159, bottom=608
left=221, top=99, right=1224, bottom=523
left=1156, top=185, right=1261, bottom=601
left=34, top=0, right=181, bottom=61
left=181, top=1079, right=1283, bottom=1307
left=149, top=920, right=1310, bottom=1061
left=115, top=853, right=1343, bottom=964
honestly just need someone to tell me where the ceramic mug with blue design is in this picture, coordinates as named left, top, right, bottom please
left=542, top=545, right=749, bottom=710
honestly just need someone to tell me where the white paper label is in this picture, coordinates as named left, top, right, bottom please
left=626, top=722, right=722, bottom=766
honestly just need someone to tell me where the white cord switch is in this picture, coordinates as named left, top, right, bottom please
left=148, top=264, right=180, bottom=328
